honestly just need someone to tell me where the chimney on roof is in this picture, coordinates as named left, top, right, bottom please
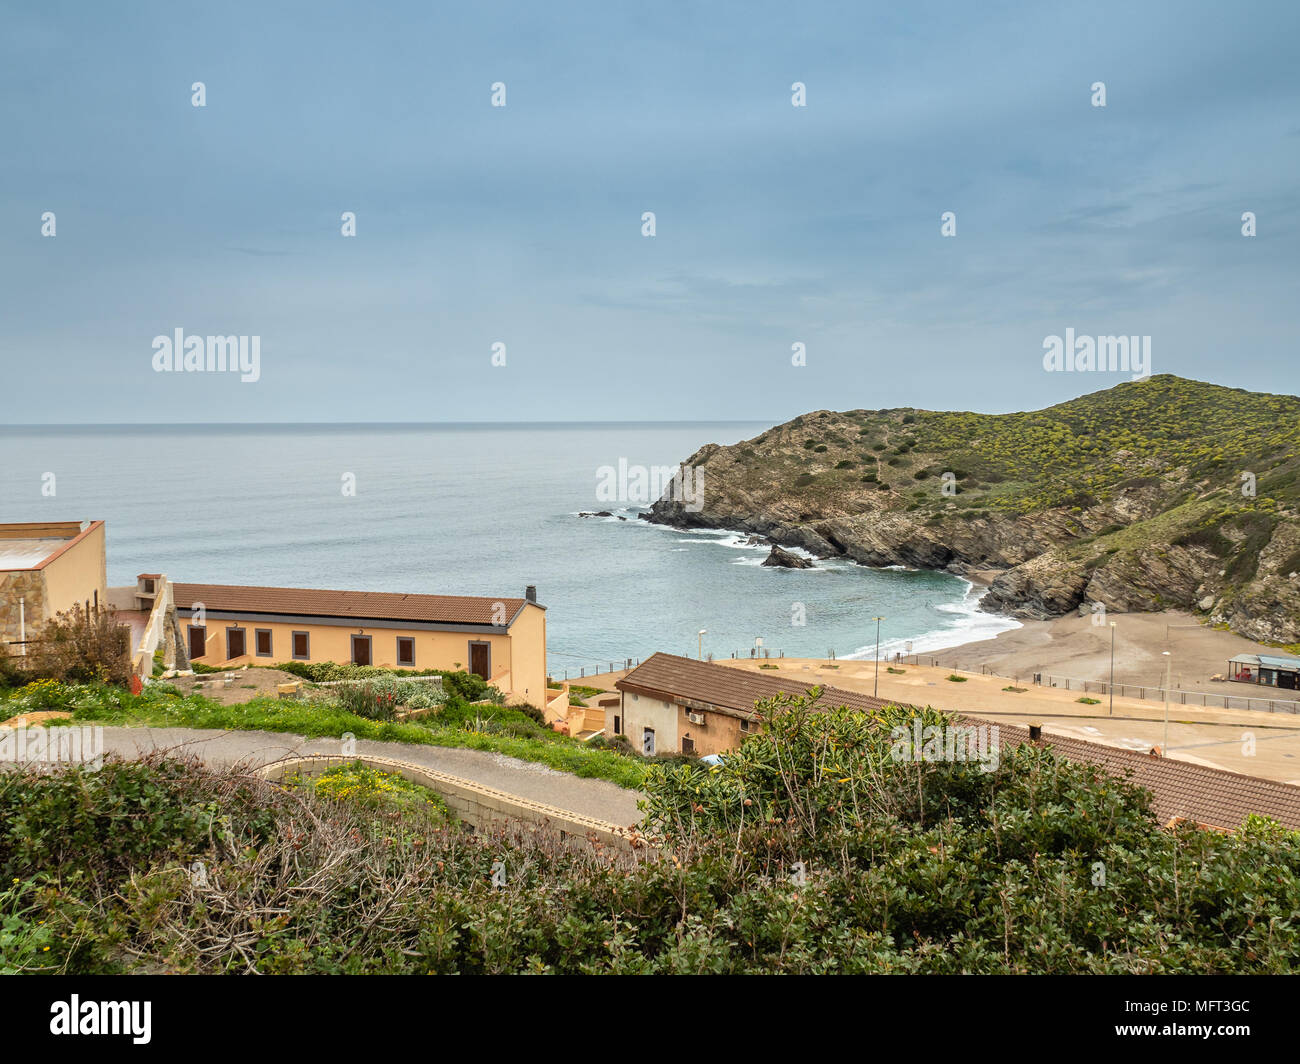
left=525, top=585, right=537, bottom=603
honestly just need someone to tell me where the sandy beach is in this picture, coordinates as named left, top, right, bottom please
left=578, top=609, right=1300, bottom=783
left=936, top=609, right=1298, bottom=694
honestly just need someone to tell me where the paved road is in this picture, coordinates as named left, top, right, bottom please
left=98, top=728, right=645, bottom=828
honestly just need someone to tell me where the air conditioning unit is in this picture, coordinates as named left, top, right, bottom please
left=686, top=711, right=706, bottom=726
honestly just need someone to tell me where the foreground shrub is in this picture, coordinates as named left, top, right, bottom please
left=6, top=607, right=132, bottom=688
left=4, top=692, right=1299, bottom=974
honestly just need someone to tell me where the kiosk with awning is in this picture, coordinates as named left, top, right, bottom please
left=1228, top=652, right=1300, bottom=690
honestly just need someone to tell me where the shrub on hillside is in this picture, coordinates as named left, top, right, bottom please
left=15, top=607, right=132, bottom=688
left=5, top=711, right=1300, bottom=973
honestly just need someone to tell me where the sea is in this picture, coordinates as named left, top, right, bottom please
left=0, top=423, right=1019, bottom=675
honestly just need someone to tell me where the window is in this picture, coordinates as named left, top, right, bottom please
left=642, top=727, right=655, bottom=756
left=255, top=629, right=273, bottom=657
left=612, top=715, right=621, bottom=735
left=681, top=736, right=695, bottom=755
left=739, top=718, right=753, bottom=733
left=292, top=631, right=310, bottom=661
left=351, top=635, right=372, bottom=667
left=142, top=578, right=155, bottom=594
left=396, top=636, right=415, bottom=666
left=187, top=624, right=207, bottom=661
left=226, top=627, right=246, bottom=659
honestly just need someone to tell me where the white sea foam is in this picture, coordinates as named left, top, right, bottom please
left=841, top=581, right=1021, bottom=659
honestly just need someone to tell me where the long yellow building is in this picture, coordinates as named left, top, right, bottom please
left=170, top=581, right=548, bottom=707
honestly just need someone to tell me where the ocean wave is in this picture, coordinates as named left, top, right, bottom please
left=840, top=584, right=1021, bottom=659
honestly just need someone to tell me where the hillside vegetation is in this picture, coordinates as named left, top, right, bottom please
left=649, top=375, right=1300, bottom=642
left=4, top=693, right=1297, bottom=974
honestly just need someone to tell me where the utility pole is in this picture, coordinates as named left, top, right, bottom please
left=1162, top=650, right=1172, bottom=755
left=872, top=616, right=884, bottom=697
left=1109, top=621, right=1116, bottom=716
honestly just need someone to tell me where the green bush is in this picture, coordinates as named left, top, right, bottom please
left=5, top=695, right=1300, bottom=974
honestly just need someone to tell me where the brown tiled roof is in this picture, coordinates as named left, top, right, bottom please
left=980, top=720, right=1300, bottom=831
left=170, top=582, right=530, bottom=627
left=619, top=653, right=1300, bottom=831
left=617, top=652, right=895, bottom=718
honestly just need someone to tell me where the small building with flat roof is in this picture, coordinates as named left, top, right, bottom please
left=0, top=521, right=107, bottom=656
left=1227, top=653, right=1300, bottom=691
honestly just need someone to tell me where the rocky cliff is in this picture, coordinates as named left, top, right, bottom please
left=647, top=376, right=1300, bottom=644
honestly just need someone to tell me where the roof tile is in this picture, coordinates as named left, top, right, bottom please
left=170, top=582, right=529, bottom=627
left=618, top=653, right=1300, bottom=831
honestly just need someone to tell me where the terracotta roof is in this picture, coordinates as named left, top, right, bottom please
left=170, top=582, right=530, bottom=627
left=981, top=721, right=1300, bottom=831
left=617, top=652, right=895, bottom=718
left=619, top=653, right=1300, bottom=831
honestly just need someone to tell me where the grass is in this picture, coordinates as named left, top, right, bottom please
left=1077, top=696, right=1101, bottom=705
left=560, top=682, right=610, bottom=708
left=887, top=667, right=907, bottom=675
left=946, top=674, right=968, bottom=683
left=759, top=663, right=779, bottom=670
left=4, top=680, right=647, bottom=790
left=695, top=377, right=1300, bottom=637
left=1003, top=686, right=1027, bottom=693
left=289, top=761, right=455, bottom=821
left=566, top=683, right=608, bottom=700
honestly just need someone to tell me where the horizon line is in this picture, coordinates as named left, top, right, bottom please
left=0, top=419, right=777, bottom=430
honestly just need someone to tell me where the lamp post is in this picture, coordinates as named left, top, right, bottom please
left=698, top=629, right=707, bottom=661
left=1161, top=650, right=1172, bottom=755
left=872, top=616, right=884, bottom=697
left=1109, top=621, right=1116, bottom=716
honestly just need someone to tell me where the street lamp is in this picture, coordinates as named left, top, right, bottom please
left=872, top=616, right=884, bottom=697
left=1109, top=621, right=1116, bottom=717
left=1161, top=650, right=1172, bottom=756
left=698, top=629, right=707, bottom=660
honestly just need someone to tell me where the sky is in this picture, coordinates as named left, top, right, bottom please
left=2, top=0, right=1298, bottom=424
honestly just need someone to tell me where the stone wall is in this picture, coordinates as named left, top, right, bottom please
left=0, top=570, right=46, bottom=654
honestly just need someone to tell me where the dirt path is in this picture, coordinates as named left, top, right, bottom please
left=165, top=668, right=306, bottom=705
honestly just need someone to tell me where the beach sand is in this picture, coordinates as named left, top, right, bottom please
left=936, top=609, right=1298, bottom=694
left=575, top=609, right=1300, bottom=783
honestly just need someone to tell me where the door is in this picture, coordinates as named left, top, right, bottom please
left=226, top=628, right=246, bottom=659
left=351, top=635, right=372, bottom=666
left=469, top=641, right=490, bottom=680
left=642, top=727, right=655, bottom=756
left=188, top=625, right=206, bottom=661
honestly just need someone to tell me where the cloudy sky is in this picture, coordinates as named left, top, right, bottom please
left=3, top=0, right=1298, bottom=423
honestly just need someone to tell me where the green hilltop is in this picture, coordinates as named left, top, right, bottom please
left=650, top=375, right=1300, bottom=644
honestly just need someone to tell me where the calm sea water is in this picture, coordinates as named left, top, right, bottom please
left=0, top=424, right=1017, bottom=672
